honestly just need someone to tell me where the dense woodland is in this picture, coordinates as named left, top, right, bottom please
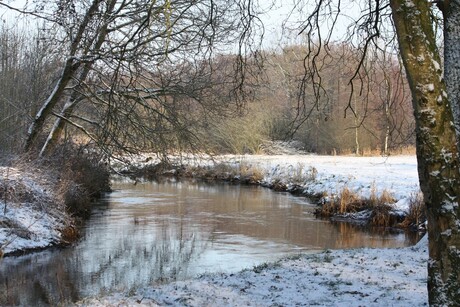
left=0, top=22, right=414, bottom=157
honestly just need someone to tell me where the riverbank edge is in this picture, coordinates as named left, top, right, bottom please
left=0, top=152, right=110, bottom=257
left=75, top=234, right=429, bottom=306
left=117, top=154, right=425, bottom=231
left=1, top=153, right=421, bottom=256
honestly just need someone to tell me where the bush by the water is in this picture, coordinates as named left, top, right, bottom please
left=57, top=145, right=110, bottom=217
left=31, top=143, right=111, bottom=218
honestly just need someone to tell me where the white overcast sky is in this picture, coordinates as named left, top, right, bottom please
left=0, top=0, right=363, bottom=49
left=258, top=0, right=363, bottom=49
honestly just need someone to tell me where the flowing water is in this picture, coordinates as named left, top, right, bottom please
left=0, top=179, right=420, bottom=305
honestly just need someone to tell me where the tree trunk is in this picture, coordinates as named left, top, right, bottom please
left=444, top=0, right=460, bottom=148
left=383, top=99, right=390, bottom=155
left=38, top=94, right=82, bottom=157
left=38, top=0, right=122, bottom=157
left=23, top=59, right=80, bottom=152
left=353, top=94, right=360, bottom=155
left=382, top=70, right=392, bottom=156
left=390, top=0, right=460, bottom=305
left=23, top=0, right=102, bottom=153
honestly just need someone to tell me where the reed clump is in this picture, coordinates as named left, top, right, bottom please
left=317, top=187, right=367, bottom=217
left=316, top=186, right=403, bottom=227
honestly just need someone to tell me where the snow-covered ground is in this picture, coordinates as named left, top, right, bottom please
left=0, top=167, right=70, bottom=255
left=78, top=235, right=428, bottom=306
left=2, top=154, right=429, bottom=305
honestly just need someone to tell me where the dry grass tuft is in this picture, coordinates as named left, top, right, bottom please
left=399, top=192, right=426, bottom=229
left=316, top=186, right=401, bottom=227
left=60, top=224, right=80, bottom=243
left=369, top=203, right=397, bottom=227
left=183, top=162, right=266, bottom=184
left=238, top=163, right=265, bottom=183
left=379, top=189, right=395, bottom=204
left=369, top=184, right=395, bottom=206
left=337, top=187, right=363, bottom=214
left=291, top=164, right=317, bottom=184
left=317, top=187, right=367, bottom=217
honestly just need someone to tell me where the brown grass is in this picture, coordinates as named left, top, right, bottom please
left=60, top=224, right=80, bottom=244
left=238, top=163, right=265, bottom=183
left=316, top=186, right=401, bottom=227
left=317, top=188, right=367, bottom=217
left=369, top=184, right=395, bottom=206
left=399, top=192, right=426, bottom=229
left=369, top=203, right=399, bottom=227
left=338, top=187, right=366, bottom=214
left=180, top=162, right=265, bottom=184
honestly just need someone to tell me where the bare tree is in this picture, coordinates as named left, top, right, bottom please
left=258, top=41, right=412, bottom=155
left=368, top=48, right=413, bottom=154
left=283, top=0, right=460, bottom=304
left=0, top=0, right=263, bottom=157
left=0, top=21, right=60, bottom=155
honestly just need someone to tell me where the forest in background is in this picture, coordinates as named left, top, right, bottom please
left=0, top=20, right=415, bottom=157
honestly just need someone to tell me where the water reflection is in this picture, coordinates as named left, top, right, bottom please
left=0, top=179, right=421, bottom=305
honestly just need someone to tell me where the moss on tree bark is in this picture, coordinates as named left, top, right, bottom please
left=390, top=0, right=460, bottom=304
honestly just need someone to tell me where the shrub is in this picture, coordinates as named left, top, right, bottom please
left=43, top=143, right=111, bottom=217
left=317, top=187, right=367, bottom=217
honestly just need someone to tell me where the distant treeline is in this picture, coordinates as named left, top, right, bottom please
left=0, top=22, right=414, bottom=157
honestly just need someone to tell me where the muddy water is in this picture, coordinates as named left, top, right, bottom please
left=0, top=179, right=420, bottom=306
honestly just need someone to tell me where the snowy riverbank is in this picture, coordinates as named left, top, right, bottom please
left=0, top=166, right=72, bottom=256
left=77, top=154, right=427, bottom=306
left=121, top=154, right=420, bottom=216
left=78, top=235, right=428, bottom=306
left=2, top=154, right=429, bottom=305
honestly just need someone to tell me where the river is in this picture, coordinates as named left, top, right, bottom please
left=0, top=179, right=420, bottom=305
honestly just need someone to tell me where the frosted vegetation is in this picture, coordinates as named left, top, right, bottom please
left=0, top=0, right=445, bottom=303
left=120, top=150, right=423, bottom=228
left=1, top=153, right=428, bottom=305
left=87, top=152, right=427, bottom=306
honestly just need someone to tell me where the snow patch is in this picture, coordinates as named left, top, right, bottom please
left=0, top=167, right=68, bottom=255
left=441, top=229, right=452, bottom=237
left=79, top=240, right=429, bottom=306
left=404, top=0, right=416, bottom=8
left=432, top=59, right=441, bottom=71
left=417, top=55, right=425, bottom=63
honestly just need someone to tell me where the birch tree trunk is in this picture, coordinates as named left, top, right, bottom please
left=390, top=0, right=460, bottom=304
